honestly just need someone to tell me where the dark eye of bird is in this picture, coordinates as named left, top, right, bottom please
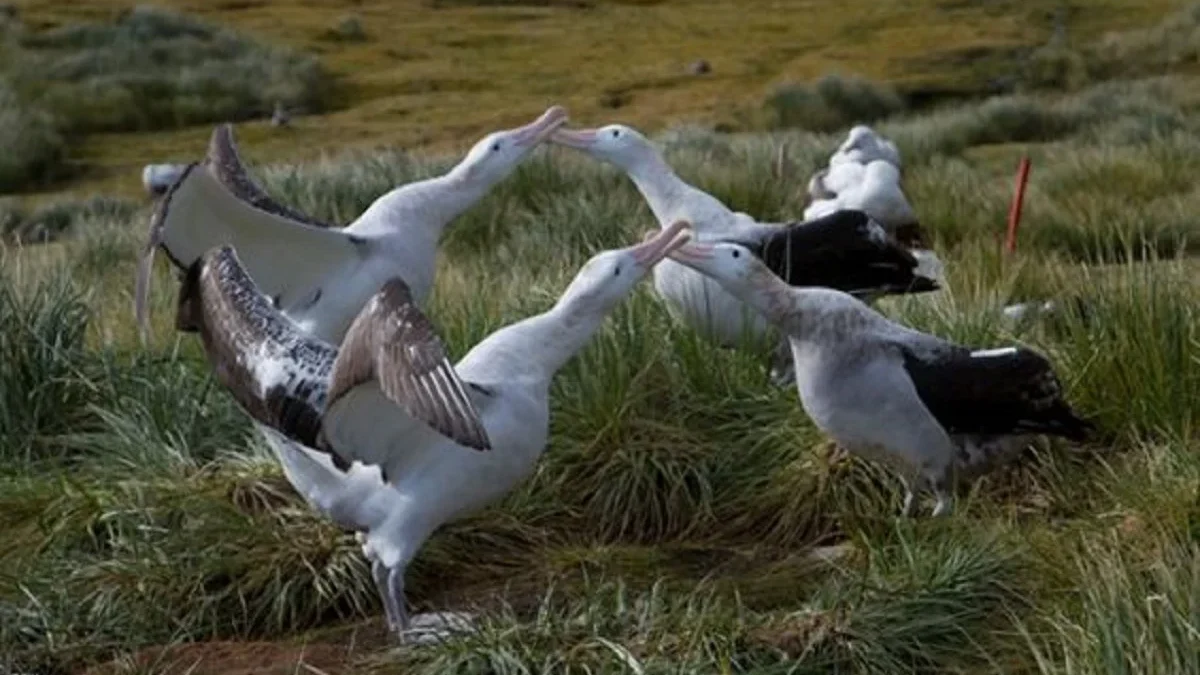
left=611, top=129, right=620, bottom=138
left=613, top=265, right=621, bottom=277
left=491, top=143, right=501, bottom=152
left=732, top=250, right=741, bottom=258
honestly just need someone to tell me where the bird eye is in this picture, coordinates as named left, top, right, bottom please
left=732, top=250, right=741, bottom=258
left=613, top=265, right=621, bottom=277
left=491, top=142, right=501, bottom=152
left=611, top=129, right=620, bottom=138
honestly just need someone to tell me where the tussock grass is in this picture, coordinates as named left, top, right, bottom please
left=0, top=80, right=66, bottom=192
left=2, top=6, right=331, bottom=135
left=2, top=51, right=1200, bottom=674
left=763, top=74, right=906, bottom=132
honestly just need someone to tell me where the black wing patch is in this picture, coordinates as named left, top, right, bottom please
left=900, top=345, right=1094, bottom=441
left=740, top=209, right=938, bottom=298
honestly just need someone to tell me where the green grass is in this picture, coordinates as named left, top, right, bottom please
left=0, top=5, right=331, bottom=192
left=3, top=5, right=1200, bottom=675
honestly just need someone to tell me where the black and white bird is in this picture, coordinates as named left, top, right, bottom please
left=547, top=122, right=941, bottom=384
left=664, top=239, right=1094, bottom=516
left=135, top=105, right=569, bottom=345
left=174, top=221, right=692, bottom=641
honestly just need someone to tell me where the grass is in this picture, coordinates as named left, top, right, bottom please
left=0, top=0, right=1186, bottom=203
left=3, top=57, right=1200, bottom=671
left=0, top=5, right=330, bottom=192
left=2, top=3, right=1200, bottom=674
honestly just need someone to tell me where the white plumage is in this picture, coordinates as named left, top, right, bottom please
left=135, top=105, right=569, bottom=346
left=177, top=222, right=692, bottom=641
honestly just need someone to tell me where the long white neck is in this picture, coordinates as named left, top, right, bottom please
left=456, top=297, right=608, bottom=386
left=346, top=170, right=487, bottom=241
left=719, top=271, right=883, bottom=345
left=617, top=145, right=740, bottom=236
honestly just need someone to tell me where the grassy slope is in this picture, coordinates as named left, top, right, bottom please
left=7, top=0, right=1179, bottom=202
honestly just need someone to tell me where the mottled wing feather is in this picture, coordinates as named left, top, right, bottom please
left=899, top=345, right=1093, bottom=441
left=181, top=245, right=337, bottom=448
left=325, top=278, right=492, bottom=452
left=744, top=210, right=939, bottom=297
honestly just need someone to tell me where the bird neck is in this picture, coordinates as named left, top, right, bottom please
left=349, top=172, right=486, bottom=241
left=618, top=148, right=693, bottom=224
left=460, top=298, right=608, bottom=384
left=619, top=148, right=740, bottom=236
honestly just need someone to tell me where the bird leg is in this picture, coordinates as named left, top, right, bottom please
left=373, top=559, right=409, bottom=635
left=387, top=564, right=410, bottom=637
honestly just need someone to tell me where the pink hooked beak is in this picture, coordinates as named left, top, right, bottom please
left=510, top=105, right=570, bottom=146
left=549, top=127, right=600, bottom=149
left=664, top=240, right=716, bottom=265
left=631, top=220, right=693, bottom=266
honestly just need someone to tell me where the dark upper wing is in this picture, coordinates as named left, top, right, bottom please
left=321, top=277, right=492, bottom=457
left=898, top=344, right=1093, bottom=441
left=739, top=209, right=939, bottom=298
left=134, top=124, right=365, bottom=340
left=177, top=245, right=337, bottom=448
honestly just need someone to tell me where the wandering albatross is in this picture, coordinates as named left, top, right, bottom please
left=665, top=240, right=1094, bottom=516
left=548, top=122, right=940, bottom=383
left=135, top=105, right=570, bottom=346
left=176, top=221, right=693, bottom=639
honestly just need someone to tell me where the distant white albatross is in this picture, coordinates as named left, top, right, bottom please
left=548, top=122, right=940, bottom=380
left=134, top=105, right=570, bottom=345
left=174, top=221, right=693, bottom=639
left=664, top=239, right=1094, bottom=516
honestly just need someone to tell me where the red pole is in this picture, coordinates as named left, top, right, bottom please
left=1005, top=156, right=1031, bottom=254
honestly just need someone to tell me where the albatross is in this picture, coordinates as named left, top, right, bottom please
left=135, top=105, right=570, bottom=346
left=175, top=221, right=693, bottom=639
left=664, top=240, right=1094, bottom=516
left=548, top=122, right=940, bottom=383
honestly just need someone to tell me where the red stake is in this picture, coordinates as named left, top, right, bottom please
left=1006, top=156, right=1032, bottom=254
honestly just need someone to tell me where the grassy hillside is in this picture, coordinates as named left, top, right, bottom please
left=2, top=2, right=1200, bottom=674
left=0, top=0, right=1185, bottom=202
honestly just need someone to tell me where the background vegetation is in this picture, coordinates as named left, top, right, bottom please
left=1, top=1, right=1199, bottom=673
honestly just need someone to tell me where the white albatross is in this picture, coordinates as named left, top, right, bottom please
left=174, top=221, right=693, bottom=639
left=829, top=124, right=902, bottom=168
left=664, top=240, right=1094, bottom=516
left=548, top=122, right=940, bottom=382
left=141, top=163, right=187, bottom=198
left=803, top=159, right=924, bottom=247
left=134, top=105, right=569, bottom=346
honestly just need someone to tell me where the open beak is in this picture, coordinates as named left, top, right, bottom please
left=631, top=220, right=692, bottom=267
left=549, top=127, right=599, bottom=150
left=511, top=105, right=569, bottom=147
left=665, top=240, right=716, bottom=265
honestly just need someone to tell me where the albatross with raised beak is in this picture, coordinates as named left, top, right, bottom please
left=665, top=240, right=1093, bottom=516
left=135, top=105, right=569, bottom=346
left=175, top=221, right=693, bottom=640
left=549, top=122, right=940, bottom=384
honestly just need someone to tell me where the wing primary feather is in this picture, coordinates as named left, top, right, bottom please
left=325, top=278, right=493, bottom=452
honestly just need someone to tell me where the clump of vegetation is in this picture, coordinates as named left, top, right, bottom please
left=0, top=195, right=140, bottom=245
left=762, top=74, right=906, bottom=132
left=324, top=14, right=368, bottom=42
left=1, top=6, right=332, bottom=134
left=0, top=80, right=66, bottom=192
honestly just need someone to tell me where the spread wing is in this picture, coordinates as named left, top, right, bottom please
left=177, top=245, right=337, bottom=448
left=135, top=123, right=367, bottom=339
left=315, top=278, right=492, bottom=472
left=898, top=343, right=1094, bottom=441
left=740, top=209, right=939, bottom=298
